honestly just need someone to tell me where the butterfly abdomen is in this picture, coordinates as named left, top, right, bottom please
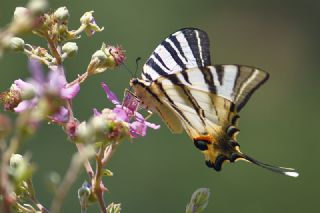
left=193, top=130, right=243, bottom=171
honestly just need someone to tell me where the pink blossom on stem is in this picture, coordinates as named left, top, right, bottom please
left=1, top=59, right=80, bottom=114
left=99, top=82, right=160, bottom=138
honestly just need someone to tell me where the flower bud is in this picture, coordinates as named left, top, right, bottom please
left=186, top=188, right=210, bottom=213
left=88, top=44, right=125, bottom=75
left=80, top=11, right=94, bottom=25
left=90, top=115, right=107, bottom=133
left=9, top=154, right=35, bottom=184
left=10, top=154, right=24, bottom=168
left=62, top=42, right=78, bottom=57
left=88, top=50, right=108, bottom=74
left=13, top=7, right=29, bottom=20
left=78, top=181, right=93, bottom=212
left=78, top=182, right=91, bottom=199
left=27, top=0, right=48, bottom=15
left=6, top=37, right=25, bottom=52
left=106, top=202, right=121, bottom=213
left=75, top=122, right=93, bottom=143
left=54, top=7, right=70, bottom=23
left=106, top=45, right=125, bottom=66
left=11, top=7, right=34, bottom=34
left=80, top=11, right=104, bottom=36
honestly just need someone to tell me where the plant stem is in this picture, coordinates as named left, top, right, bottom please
left=0, top=135, right=23, bottom=213
left=76, top=143, right=94, bottom=179
left=45, top=34, right=62, bottom=65
left=50, top=150, right=92, bottom=213
left=93, top=146, right=107, bottom=213
left=67, top=72, right=88, bottom=87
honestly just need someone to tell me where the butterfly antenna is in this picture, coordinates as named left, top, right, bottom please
left=134, top=57, right=141, bottom=78
left=242, top=154, right=299, bottom=177
left=122, top=62, right=134, bottom=78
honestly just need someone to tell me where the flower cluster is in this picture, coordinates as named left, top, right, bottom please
left=0, top=59, right=79, bottom=123
left=72, top=83, right=160, bottom=144
left=100, top=82, right=160, bottom=137
left=0, top=2, right=168, bottom=213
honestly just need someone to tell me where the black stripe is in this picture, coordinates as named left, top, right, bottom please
left=197, top=30, right=211, bottom=66
left=169, top=35, right=188, bottom=62
left=229, top=103, right=235, bottom=112
left=226, top=125, right=239, bottom=137
left=168, top=74, right=206, bottom=126
left=132, top=80, right=162, bottom=104
left=233, top=67, right=255, bottom=105
left=181, top=71, right=191, bottom=84
left=146, top=58, right=168, bottom=77
left=156, top=81, right=193, bottom=128
left=162, top=41, right=186, bottom=69
left=200, top=67, right=218, bottom=120
left=215, top=65, right=224, bottom=86
left=231, top=114, right=240, bottom=125
left=233, top=65, right=241, bottom=96
left=213, top=155, right=228, bottom=171
left=237, top=71, right=269, bottom=112
left=201, top=67, right=216, bottom=93
left=143, top=72, right=152, bottom=81
left=183, top=29, right=202, bottom=67
left=154, top=52, right=170, bottom=71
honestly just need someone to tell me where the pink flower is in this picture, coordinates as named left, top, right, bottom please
left=3, top=59, right=80, bottom=113
left=99, top=82, right=160, bottom=138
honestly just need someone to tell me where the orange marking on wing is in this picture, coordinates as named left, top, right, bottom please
left=193, top=135, right=213, bottom=144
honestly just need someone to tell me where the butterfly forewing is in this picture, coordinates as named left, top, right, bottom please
left=142, top=28, right=211, bottom=81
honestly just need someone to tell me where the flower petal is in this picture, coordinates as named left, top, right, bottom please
left=113, top=106, right=129, bottom=122
left=61, top=83, right=80, bottom=99
left=123, top=91, right=139, bottom=114
left=130, top=121, right=147, bottom=137
left=28, top=59, right=45, bottom=83
left=14, top=79, right=35, bottom=91
left=101, top=82, right=120, bottom=105
left=145, top=121, right=160, bottom=129
left=51, top=106, right=69, bottom=123
left=93, top=108, right=101, bottom=116
left=48, top=66, right=67, bottom=89
left=14, top=99, right=35, bottom=112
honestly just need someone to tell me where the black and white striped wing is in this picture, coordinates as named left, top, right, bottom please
left=142, top=28, right=211, bottom=81
left=156, top=65, right=268, bottom=131
left=161, top=65, right=269, bottom=115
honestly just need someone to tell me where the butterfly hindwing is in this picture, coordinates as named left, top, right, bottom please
left=163, top=65, right=269, bottom=113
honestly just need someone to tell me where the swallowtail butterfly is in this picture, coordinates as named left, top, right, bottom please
left=130, top=28, right=298, bottom=177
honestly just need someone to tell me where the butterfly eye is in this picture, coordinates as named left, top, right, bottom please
left=193, top=139, right=209, bottom=151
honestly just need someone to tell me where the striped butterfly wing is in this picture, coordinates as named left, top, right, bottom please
left=154, top=65, right=269, bottom=138
left=136, top=28, right=212, bottom=133
left=142, top=28, right=211, bottom=81
left=131, top=28, right=298, bottom=177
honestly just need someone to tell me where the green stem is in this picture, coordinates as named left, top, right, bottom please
left=93, top=146, right=107, bottom=213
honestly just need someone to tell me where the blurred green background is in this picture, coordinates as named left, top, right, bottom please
left=1, top=0, right=319, bottom=212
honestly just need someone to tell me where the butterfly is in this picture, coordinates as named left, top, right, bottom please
left=130, top=28, right=298, bottom=177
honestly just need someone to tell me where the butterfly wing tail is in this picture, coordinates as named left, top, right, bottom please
left=199, top=139, right=299, bottom=177
left=241, top=154, right=299, bottom=177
